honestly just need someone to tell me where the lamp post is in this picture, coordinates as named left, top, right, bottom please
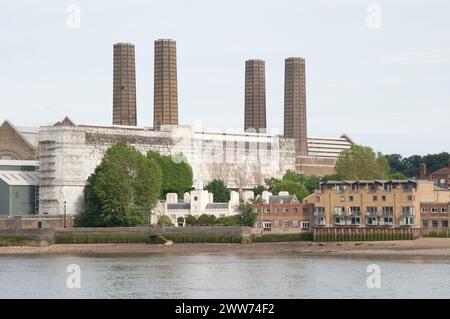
left=64, top=201, right=67, bottom=228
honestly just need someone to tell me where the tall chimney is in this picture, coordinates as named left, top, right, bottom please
left=153, top=39, right=178, bottom=130
left=112, top=43, right=137, bottom=126
left=284, top=57, right=308, bottom=156
left=244, top=59, right=266, bottom=133
left=419, top=163, right=427, bottom=180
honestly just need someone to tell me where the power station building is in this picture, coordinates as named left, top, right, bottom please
left=1, top=39, right=355, bottom=216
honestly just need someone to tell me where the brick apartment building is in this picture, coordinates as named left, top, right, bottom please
left=253, top=191, right=313, bottom=231
left=305, top=179, right=450, bottom=228
left=420, top=202, right=450, bottom=231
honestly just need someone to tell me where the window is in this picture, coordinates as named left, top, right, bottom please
left=443, top=221, right=449, bottom=228
left=381, top=196, right=386, bottom=202
left=352, top=184, right=359, bottom=192
left=284, top=208, right=289, bottom=214
left=421, top=208, right=428, bottom=213
left=334, top=216, right=345, bottom=225
left=384, top=184, right=392, bottom=193
left=315, top=196, right=320, bottom=203
left=373, top=196, right=378, bottom=202
left=422, top=220, right=429, bottom=228
left=340, top=196, right=345, bottom=202
left=301, top=221, right=310, bottom=229
left=442, top=207, right=448, bottom=213
left=262, top=221, right=272, bottom=229
left=283, top=221, right=290, bottom=228
left=401, top=216, right=415, bottom=225
left=382, top=207, right=393, bottom=215
left=402, top=207, right=415, bottom=215
left=336, top=185, right=345, bottom=194
left=334, top=207, right=345, bottom=216
left=366, top=217, right=377, bottom=225
left=292, top=219, right=298, bottom=227
left=432, top=208, right=438, bottom=213
left=348, top=196, right=354, bottom=202
left=293, top=208, right=298, bottom=213
left=171, top=214, right=177, bottom=220
left=432, top=220, right=439, bottom=228
left=407, top=195, right=413, bottom=201
left=350, top=216, right=360, bottom=225
left=314, top=207, right=325, bottom=215
left=367, top=206, right=377, bottom=214
left=349, top=207, right=360, bottom=215
left=1, top=155, right=12, bottom=160
left=369, top=184, right=377, bottom=193
left=265, top=208, right=271, bottom=214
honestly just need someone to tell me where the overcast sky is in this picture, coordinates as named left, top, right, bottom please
left=1, top=0, right=449, bottom=156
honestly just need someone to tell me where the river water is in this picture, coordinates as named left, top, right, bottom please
left=0, top=253, right=449, bottom=298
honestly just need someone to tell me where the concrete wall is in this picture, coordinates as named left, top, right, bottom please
left=10, top=185, right=35, bottom=215
left=0, top=216, right=75, bottom=230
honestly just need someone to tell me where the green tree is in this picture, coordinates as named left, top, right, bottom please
left=236, top=201, right=258, bottom=226
left=253, top=185, right=265, bottom=196
left=204, top=179, right=231, bottom=202
left=158, top=215, right=173, bottom=227
left=335, top=145, right=390, bottom=180
left=271, top=180, right=309, bottom=201
left=147, top=151, right=193, bottom=198
left=185, top=215, right=197, bottom=226
left=197, top=214, right=216, bottom=225
left=77, top=142, right=162, bottom=227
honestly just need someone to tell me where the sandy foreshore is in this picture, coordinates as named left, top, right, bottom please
left=1, top=238, right=450, bottom=259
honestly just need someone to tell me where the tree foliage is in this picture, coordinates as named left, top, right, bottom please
left=236, top=201, right=258, bottom=226
left=385, top=152, right=450, bottom=178
left=158, top=215, right=173, bottom=227
left=77, top=142, right=162, bottom=227
left=204, top=179, right=231, bottom=202
left=335, top=145, right=390, bottom=180
left=147, top=151, right=193, bottom=198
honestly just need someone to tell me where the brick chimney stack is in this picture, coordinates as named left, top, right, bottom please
left=419, top=163, right=427, bottom=180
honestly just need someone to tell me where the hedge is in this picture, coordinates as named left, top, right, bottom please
left=252, top=232, right=313, bottom=243
left=163, top=233, right=242, bottom=244
left=55, top=233, right=166, bottom=244
left=0, top=235, right=37, bottom=246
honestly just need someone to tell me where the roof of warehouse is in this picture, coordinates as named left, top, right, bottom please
left=0, top=170, right=38, bottom=186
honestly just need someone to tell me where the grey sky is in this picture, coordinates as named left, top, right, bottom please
left=1, top=0, right=449, bottom=156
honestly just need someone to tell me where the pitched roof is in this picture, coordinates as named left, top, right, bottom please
left=0, top=170, right=38, bottom=186
left=269, top=195, right=297, bottom=204
left=1, top=120, right=38, bottom=149
left=430, top=166, right=450, bottom=176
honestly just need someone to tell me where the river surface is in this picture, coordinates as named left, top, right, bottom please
left=0, top=253, right=449, bottom=298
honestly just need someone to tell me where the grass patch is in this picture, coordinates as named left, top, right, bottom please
left=0, top=235, right=37, bottom=246
left=252, top=232, right=313, bottom=243
left=55, top=233, right=166, bottom=244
